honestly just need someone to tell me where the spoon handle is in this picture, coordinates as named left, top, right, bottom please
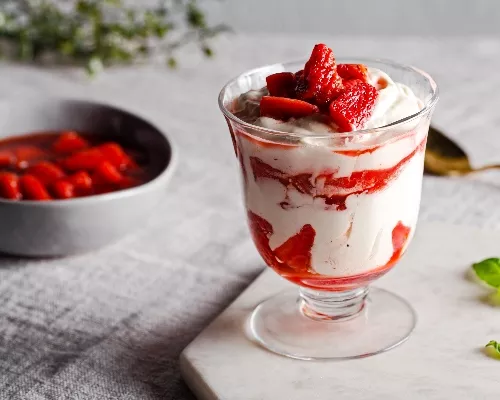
left=472, top=164, right=500, bottom=173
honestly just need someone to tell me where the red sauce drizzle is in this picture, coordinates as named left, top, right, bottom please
left=249, top=138, right=426, bottom=211
left=333, top=145, right=381, bottom=157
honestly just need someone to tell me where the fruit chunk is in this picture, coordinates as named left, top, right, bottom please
left=337, top=64, right=368, bottom=81
left=0, top=172, right=21, bottom=200
left=274, top=224, right=316, bottom=272
left=52, top=131, right=89, bottom=154
left=329, top=81, right=378, bottom=132
left=377, top=77, right=389, bottom=89
left=266, top=72, right=296, bottom=97
left=20, top=175, right=51, bottom=200
left=15, top=146, right=46, bottom=169
left=97, top=143, right=136, bottom=170
left=342, top=78, right=363, bottom=91
left=295, top=43, right=344, bottom=107
left=93, top=161, right=123, bottom=184
left=52, top=180, right=75, bottom=199
left=27, top=161, right=65, bottom=185
left=260, top=96, right=319, bottom=120
left=0, top=151, right=15, bottom=168
left=68, top=171, right=92, bottom=191
left=63, top=148, right=104, bottom=171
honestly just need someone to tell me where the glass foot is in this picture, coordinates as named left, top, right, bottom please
left=248, top=287, right=416, bottom=360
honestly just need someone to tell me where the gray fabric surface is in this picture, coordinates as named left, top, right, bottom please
left=0, top=34, right=499, bottom=399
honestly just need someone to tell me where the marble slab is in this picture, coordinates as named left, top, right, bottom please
left=180, top=222, right=500, bottom=400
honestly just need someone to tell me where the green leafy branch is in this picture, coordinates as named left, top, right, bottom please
left=0, top=0, right=227, bottom=75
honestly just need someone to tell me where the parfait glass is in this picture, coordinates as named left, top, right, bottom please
left=219, top=59, right=438, bottom=360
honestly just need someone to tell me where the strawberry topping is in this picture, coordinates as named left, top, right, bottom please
left=260, top=96, right=319, bottom=120
left=295, top=44, right=344, bottom=107
left=266, top=72, right=296, bottom=97
left=329, top=81, right=378, bottom=132
left=256, top=44, right=378, bottom=131
left=342, top=78, right=364, bottom=91
left=337, top=64, right=368, bottom=81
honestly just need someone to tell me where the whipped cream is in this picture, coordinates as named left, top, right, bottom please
left=240, top=130, right=425, bottom=278
left=235, top=67, right=422, bottom=134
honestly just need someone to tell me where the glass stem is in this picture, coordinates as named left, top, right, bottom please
left=299, top=287, right=369, bottom=321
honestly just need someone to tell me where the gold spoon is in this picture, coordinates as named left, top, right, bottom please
left=425, top=125, right=500, bottom=176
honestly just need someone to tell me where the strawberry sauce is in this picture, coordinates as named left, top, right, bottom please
left=248, top=211, right=316, bottom=277
left=249, top=137, right=426, bottom=211
left=248, top=209, right=411, bottom=291
left=0, top=131, right=151, bottom=201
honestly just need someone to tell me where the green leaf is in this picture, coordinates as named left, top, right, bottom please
left=187, top=3, right=206, bottom=28
left=485, top=340, right=500, bottom=359
left=0, top=0, right=221, bottom=76
left=60, top=41, right=75, bottom=56
left=167, top=56, right=177, bottom=69
left=19, top=31, right=33, bottom=61
left=86, top=55, right=103, bottom=77
left=472, top=258, right=500, bottom=288
left=202, top=45, right=213, bottom=57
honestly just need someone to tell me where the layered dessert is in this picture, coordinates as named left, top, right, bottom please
left=227, top=44, right=427, bottom=291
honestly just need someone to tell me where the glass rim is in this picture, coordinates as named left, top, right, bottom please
left=218, top=57, right=439, bottom=140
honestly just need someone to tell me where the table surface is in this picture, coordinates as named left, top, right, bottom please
left=181, top=223, right=500, bottom=400
left=1, top=33, right=500, bottom=400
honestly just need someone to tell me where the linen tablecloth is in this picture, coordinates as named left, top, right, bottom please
left=0, top=34, right=499, bottom=399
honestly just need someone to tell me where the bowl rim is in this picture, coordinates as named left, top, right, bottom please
left=0, top=97, right=178, bottom=207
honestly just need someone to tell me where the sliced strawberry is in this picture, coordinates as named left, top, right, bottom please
left=97, top=143, right=136, bottom=170
left=15, top=146, right=46, bottom=169
left=296, top=43, right=344, bottom=107
left=68, top=171, right=92, bottom=191
left=266, top=72, right=296, bottom=97
left=0, top=172, right=21, bottom=200
left=260, top=96, right=319, bottom=120
left=63, top=148, right=105, bottom=171
left=0, top=151, right=15, bottom=168
left=342, top=78, right=363, bottom=91
left=274, top=224, right=316, bottom=272
left=52, top=180, right=75, bottom=199
left=52, top=131, right=89, bottom=154
left=303, top=44, right=335, bottom=76
left=27, top=161, right=65, bottom=185
left=337, top=64, right=368, bottom=81
left=93, top=161, right=122, bottom=184
left=329, top=81, right=378, bottom=132
left=20, top=175, right=51, bottom=200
